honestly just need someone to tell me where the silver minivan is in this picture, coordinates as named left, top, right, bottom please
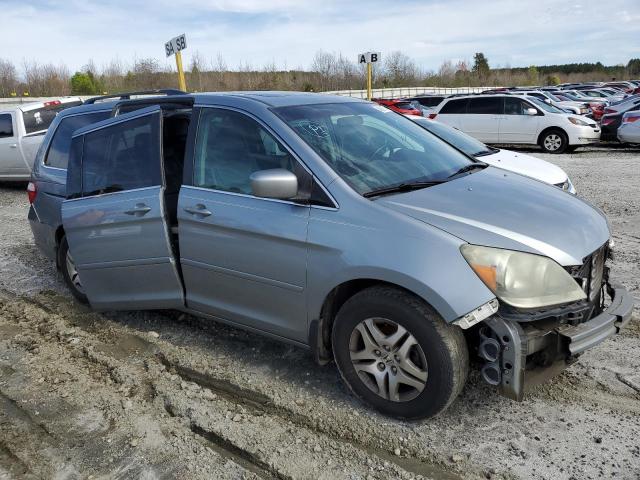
left=29, top=92, right=632, bottom=419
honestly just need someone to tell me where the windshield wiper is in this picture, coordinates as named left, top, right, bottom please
left=363, top=180, right=445, bottom=198
left=447, top=163, right=487, bottom=179
left=473, top=150, right=494, bottom=157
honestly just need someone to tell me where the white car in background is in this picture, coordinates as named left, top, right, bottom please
left=431, top=94, right=600, bottom=153
left=0, top=97, right=82, bottom=181
left=408, top=115, right=576, bottom=193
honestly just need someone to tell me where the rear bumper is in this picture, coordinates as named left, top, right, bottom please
left=483, top=282, right=633, bottom=401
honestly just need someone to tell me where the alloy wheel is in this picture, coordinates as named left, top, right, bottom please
left=65, top=251, right=85, bottom=295
left=348, top=317, right=428, bottom=402
left=544, top=134, right=563, bottom=151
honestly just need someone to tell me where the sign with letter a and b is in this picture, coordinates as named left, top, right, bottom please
left=358, top=52, right=381, bottom=64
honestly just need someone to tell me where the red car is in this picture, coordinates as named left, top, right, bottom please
left=589, top=102, right=605, bottom=121
left=373, top=98, right=423, bottom=116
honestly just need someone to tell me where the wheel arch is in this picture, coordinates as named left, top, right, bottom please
left=537, top=126, right=568, bottom=146
left=310, top=277, right=449, bottom=365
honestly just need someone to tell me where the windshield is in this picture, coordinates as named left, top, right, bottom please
left=275, top=102, right=475, bottom=195
left=526, top=96, right=564, bottom=114
left=410, top=117, right=492, bottom=156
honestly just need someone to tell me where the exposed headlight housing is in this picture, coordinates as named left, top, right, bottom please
left=461, top=245, right=586, bottom=309
left=568, top=117, right=589, bottom=126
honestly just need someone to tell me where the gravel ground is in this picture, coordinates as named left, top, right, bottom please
left=0, top=145, right=638, bottom=480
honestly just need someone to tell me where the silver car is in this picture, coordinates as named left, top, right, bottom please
left=29, top=92, right=632, bottom=419
left=617, top=110, right=640, bottom=143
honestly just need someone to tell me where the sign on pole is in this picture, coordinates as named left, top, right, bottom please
left=165, top=34, right=187, bottom=91
left=358, top=52, right=381, bottom=100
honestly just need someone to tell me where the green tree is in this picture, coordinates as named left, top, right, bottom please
left=627, top=58, right=640, bottom=76
left=70, top=72, right=97, bottom=94
left=527, top=65, right=539, bottom=84
left=545, top=74, right=561, bottom=86
left=472, top=52, right=490, bottom=82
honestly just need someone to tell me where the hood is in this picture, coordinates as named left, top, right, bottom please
left=377, top=167, right=609, bottom=266
left=481, top=149, right=568, bottom=186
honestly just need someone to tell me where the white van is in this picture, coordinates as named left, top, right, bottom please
left=0, top=97, right=82, bottom=181
left=431, top=94, right=600, bottom=153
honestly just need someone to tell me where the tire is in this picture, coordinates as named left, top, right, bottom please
left=57, top=236, right=88, bottom=304
left=539, top=129, right=569, bottom=154
left=331, top=286, right=469, bottom=419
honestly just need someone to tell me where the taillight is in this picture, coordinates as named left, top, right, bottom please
left=623, top=114, right=640, bottom=124
left=43, top=100, right=61, bottom=107
left=428, top=113, right=437, bottom=119
left=27, top=182, right=37, bottom=204
left=601, top=117, right=616, bottom=126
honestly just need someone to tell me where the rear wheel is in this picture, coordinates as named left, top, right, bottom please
left=331, top=286, right=469, bottom=419
left=58, top=236, right=88, bottom=304
left=540, top=129, right=569, bottom=154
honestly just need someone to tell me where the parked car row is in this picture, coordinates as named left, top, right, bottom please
left=373, top=80, right=640, bottom=150
left=24, top=89, right=632, bottom=419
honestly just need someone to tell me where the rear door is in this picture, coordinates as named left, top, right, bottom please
left=61, top=106, right=184, bottom=310
left=178, top=107, right=311, bottom=342
left=501, top=97, right=540, bottom=143
left=436, top=98, right=469, bottom=129
left=460, top=97, right=503, bottom=143
left=0, top=112, right=24, bottom=176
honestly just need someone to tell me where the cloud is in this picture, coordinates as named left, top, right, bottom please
left=2, top=0, right=639, bottom=74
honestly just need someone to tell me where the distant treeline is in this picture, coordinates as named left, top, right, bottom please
left=1, top=52, right=639, bottom=98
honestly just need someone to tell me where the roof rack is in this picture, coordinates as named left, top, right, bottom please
left=84, top=89, right=186, bottom=104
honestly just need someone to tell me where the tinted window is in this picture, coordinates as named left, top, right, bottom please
left=81, top=114, right=161, bottom=197
left=194, top=108, right=306, bottom=196
left=22, top=101, right=83, bottom=135
left=276, top=102, right=474, bottom=196
left=45, top=112, right=110, bottom=169
left=0, top=114, right=13, bottom=138
left=468, top=97, right=503, bottom=114
left=505, top=98, right=532, bottom=115
left=414, top=97, right=445, bottom=107
left=440, top=98, right=468, bottom=114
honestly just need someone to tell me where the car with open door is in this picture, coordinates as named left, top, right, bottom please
left=43, top=92, right=632, bottom=419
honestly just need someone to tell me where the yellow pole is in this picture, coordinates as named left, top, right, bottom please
left=175, top=51, right=187, bottom=91
left=367, top=62, right=372, bottom=100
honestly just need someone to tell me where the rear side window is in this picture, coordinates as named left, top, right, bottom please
left=468, top=97, right=503, bottom=114
left=22, top=101, right=83, bottom=135
left=415, top=97, right=444, bottom=107
left=440, top=98, right=468, bottom=114
left=81, top=114, right=161, bottom=197
left=0, top=114, right=13, bottom=138
left=45, top=112, right=110, bottom=169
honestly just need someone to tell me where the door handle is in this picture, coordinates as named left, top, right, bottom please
left=10, top=144, right=17, bottom=149
left=124, top=203, right=152, bottom=216
left=184, top=204, right=212, bottom=217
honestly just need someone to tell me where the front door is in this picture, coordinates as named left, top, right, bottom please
left=500, top=97, right=540, bottom=143
left=178, top=107, right=311, bottom=342
left=0, top=113, right=23, bottom=177
left=61, top=107, right=184, bottom=310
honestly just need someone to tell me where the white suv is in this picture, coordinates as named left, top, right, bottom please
left=431, top=94, right=601, bottom=153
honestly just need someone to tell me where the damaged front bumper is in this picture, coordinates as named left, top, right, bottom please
left=481, top=282, right=633, bottom=401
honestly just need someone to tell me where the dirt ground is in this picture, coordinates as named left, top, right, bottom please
left=0, top=145, right=639, bottom=480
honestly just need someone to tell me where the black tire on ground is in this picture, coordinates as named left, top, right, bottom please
left=331, top=286, right=469, bottom=419
left=57, top=235, right=88, bottom=304
left=539, top=129, right=569, bottom=154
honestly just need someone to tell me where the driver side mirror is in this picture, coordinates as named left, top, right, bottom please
left=526, top=108, right=538, bottom=116
left=250, top=169, right=298, bottom=199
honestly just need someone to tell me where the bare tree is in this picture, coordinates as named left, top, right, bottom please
left=0, top=58, right=18, bottom=97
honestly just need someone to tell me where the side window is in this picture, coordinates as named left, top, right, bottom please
left=45, top=112, right=110, bottom=169
left=0, top=114, right=13, bottom=138
left=440, top=99, right=468, bottom=114
left=193, top=108, right=308, bottom=197
left=505, top=98, right=531, bottom=115
left=468, top=97, right=503, bottom=114
left=81, top=114, right=161, bottom=197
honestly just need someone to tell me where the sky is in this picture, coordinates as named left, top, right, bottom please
left=2, top=0, right=640, bottom=74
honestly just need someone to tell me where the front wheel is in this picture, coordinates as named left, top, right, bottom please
left=332, top=286, right=469, bottom=419
left=540, top=129, right=569, bottom=154
left=57, top=236, right=88, bottom=304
